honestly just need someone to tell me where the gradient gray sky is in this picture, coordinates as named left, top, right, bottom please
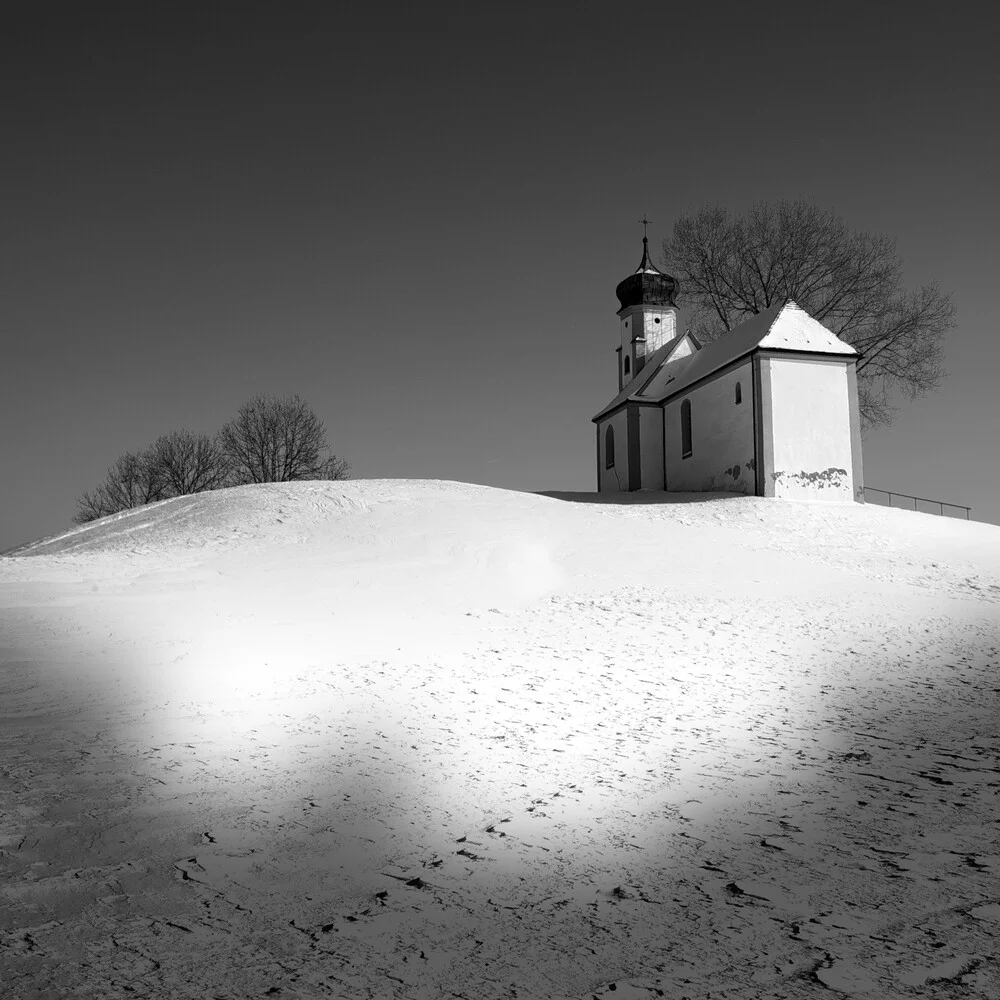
left=2, top=3, right=997, bottom=551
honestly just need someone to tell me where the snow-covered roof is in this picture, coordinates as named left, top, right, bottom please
left=592, top=332, right=698, bottom=421
left=593, top=301, right=856, bottom=422
left=759, top=301, right=859, bottom=355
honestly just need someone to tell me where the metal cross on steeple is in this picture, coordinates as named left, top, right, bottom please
left=639, top=214, right=652, bottom=239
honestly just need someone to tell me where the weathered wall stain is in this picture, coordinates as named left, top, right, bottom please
left=695, top=457, right=755, bottom=494
left=771, top=467, right=848, bottom=490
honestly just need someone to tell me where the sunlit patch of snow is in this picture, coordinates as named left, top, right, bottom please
left=2, top=479, right=1000, bottom=998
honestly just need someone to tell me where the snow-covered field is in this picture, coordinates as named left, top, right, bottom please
left=2, top=479, right=999, bottom=1000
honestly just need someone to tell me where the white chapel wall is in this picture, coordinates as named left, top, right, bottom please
left=638, top=405, right=664, bottom=489
left=662, top=361, right=754, bottom=493
left=620, top=312, right=636, bottom=368
left=642, top=309, right=677, bottom=353
left=762, top=356, right=855, bottom=501
left=620, top=307, right=679, bottom=372
left=598, top=410, right=629, bottom=492
left=669, top=334, right=695, bottom=361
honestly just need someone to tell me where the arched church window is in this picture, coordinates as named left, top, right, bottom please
left=624, top=356, right=631, bottom=377
left=681, top=399, right=692, bottom=458
left=735, top=381, right=742, bottom=404
left=605, top=425, right=615, bottom=469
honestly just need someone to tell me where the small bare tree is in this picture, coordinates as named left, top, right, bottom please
left=73, top=431, right=232, bottom=523
left=218, top=393, right=350, bottom=484
left=316, top=454, right=351, bottom=481
left=663, top=200, right=956, bottom=428
left=74, top=450, right=167, bottom=523
left=74, top=396, right=349, bottom=524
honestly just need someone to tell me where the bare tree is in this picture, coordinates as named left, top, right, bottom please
left=316, top=454, right=351, bottom=481
left=74, top=396, right=349, bottom=524
left=218, top=393, right=350, bottom=484
left=74, top=486, right=118, bottom=524
left=662, top=200, right=956, bottom=427
left=73, top=450, right=167, bottom=523
left=149, top=430, right=231, bottom=496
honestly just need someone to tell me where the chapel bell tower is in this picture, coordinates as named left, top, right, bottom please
left=614, top=221, right=679, bottom=390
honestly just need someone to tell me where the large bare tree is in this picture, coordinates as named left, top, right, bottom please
left=149, top=430, right=232, bottom=496
left=662, top=200, right=956, bottom=427
left=218, top=393, right=350, bottom=484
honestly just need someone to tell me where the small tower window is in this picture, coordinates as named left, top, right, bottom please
left=605, top=425, right=615, bottom=469
left=735, top=381, right=742, bottom=405
left=623, top=356, right=630, bottom=377
left=680, top=399, right=692, bottom=458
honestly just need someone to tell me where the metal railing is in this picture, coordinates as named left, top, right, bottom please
left=864, top=486, right=971, bottom=520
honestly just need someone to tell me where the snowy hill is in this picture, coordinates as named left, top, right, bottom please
left=2, top=480, right=1000, bottom=999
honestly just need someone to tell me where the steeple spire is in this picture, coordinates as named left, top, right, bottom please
left=618, top=225, right=677, bottom=303
left=638, top=237, right=652, bottom=271
left=635, top=215, right=659, bottom=272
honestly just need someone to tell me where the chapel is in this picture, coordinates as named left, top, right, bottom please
left=593, top=236, right=865, bottom=501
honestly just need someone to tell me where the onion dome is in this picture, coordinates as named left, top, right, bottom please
left=615, top=237, right=678, bottom=311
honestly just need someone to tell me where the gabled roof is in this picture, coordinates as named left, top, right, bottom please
left=592, top=301, right=857, bottom=423
left=591, top=332, right=698, bottom=421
